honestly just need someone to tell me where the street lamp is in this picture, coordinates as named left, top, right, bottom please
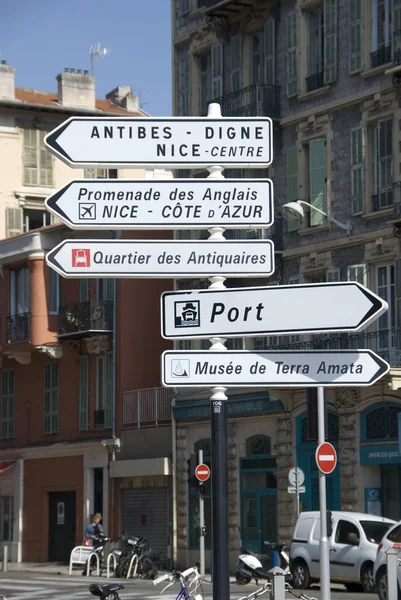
left=282, top=200, right=352, bottom=235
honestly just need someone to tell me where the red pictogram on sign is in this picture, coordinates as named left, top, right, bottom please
left=72, top=249, right=90, bottom=267
left=316, top=442, right=337, bottom=475
left=195, top=463, right=210, bottom=482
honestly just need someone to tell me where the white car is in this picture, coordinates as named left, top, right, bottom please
left=291, top=511, right=396, bottom=592
left=374, top=521, right=401, bottom=600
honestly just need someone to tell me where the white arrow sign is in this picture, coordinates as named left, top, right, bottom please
left=161, top=282, right=388, bottom=338
left=45, top=178, right=274, bottom=230
left=44, top=117, right=273, bottom=168
left=46, top=240, right=275, bottom=279
left=162, top=350, right=390, bottom=387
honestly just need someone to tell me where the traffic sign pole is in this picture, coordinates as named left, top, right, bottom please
left=198, top=449, right=205, bottom=579
left=318, top=386, right=331, bottom=600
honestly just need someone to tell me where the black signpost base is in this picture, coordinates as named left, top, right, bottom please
left=211, top=389, right=229, bottom=600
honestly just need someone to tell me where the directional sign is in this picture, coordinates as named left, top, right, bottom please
left=161, top=282, right=388, bottom=339
left=45, top=178, right=274, bottom=230
left=289, top=467, right=305, bottom=487
left=288, top=486, right=306, bottom=494
left=161, top=350, right=390, bottom=388
left=316, top=443, right=337, bottom=475
left=46, top=240, right=275, bottom=279
left=195, top=464, right=211, bottom=482
left=44, top=117, right=273, bottom=168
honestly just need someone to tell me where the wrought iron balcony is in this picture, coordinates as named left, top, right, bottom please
left=254, top=328, right=401, bottom=368
left=371, top=45, right=392, bottom=69
left=212, top=83, right=280, bottom=119
left=305, top=71, right=324, bottom=93
left=58, top=300, right=113, bottom=339
left=6, top=312, right=30, bottom=344
left=122, top=387, right=172, bottom=428
left=199, top=0, right=276, bottom=15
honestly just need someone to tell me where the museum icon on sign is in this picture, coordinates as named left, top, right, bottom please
left=174, top=301, right=200, bottom=328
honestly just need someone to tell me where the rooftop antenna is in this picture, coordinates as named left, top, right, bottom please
left=89, top=43, right=111, bottom=76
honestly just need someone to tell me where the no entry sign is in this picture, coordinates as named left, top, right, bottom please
left=316, top=442, right=337, bottom=475
left=195, top=464, right=210, bottom=482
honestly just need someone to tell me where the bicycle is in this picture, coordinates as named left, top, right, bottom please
left=237, top=580, right=318, bottom=600
left=89, top=582, right=124, bottom=600
left=153, top=565, right=203, bottom=600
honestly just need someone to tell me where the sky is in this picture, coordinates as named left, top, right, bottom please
left=0, top=0, right=172, bottom=116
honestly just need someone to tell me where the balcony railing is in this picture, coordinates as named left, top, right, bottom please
left=122, top=387, right=173, bottom=428
left=211, top=83, right=280, bottom=119
left=305, top=71, right=324, bottom=93
left=371, top=45, right=392, bottom=68
left=255, top=329, right=401, bottom=368
left=7, top=312, right=30, bottom=344
left=58, top=300, right=113, bottom=338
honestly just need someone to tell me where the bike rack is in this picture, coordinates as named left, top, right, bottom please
left=69, top=546, right=93, bottom=575
left=86, top=551, right=100, bottom=577
left=107, top=552, right=117, bottom=578
left=126, top=553, right=139, bottom=579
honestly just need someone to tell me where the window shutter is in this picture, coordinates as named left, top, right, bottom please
left=349, top=0, right=363, bottom=73
left=104, top=352, right=113, bottom=428
left=347, top=264, right=367, bottom=285
left=324, top=0, right=337, bottom=84
left=79, top=356, right=89, bottom=431
left=287, top=146, right=300, bottom=232
left=39, top=131, right=53, bottom=186
left=309, top=139, right=327, bottom=227
left=350, top=126, right=365, bottom=214
left=211, top=43, right=223, bottom=99
left=264, top=19, right=275, bottom=85
left=1, top=370, right=14, bottom=440
left=230, top=35, right=242, bottom=92
left=44, top=363, right=58, bottom=435
left=23, top=129, right=38, bottom=185
left=6, top=207, right=23, bottom=238
left=286, top=11, right=298, bottom=97
left=80, top=279, right=90, bottom=303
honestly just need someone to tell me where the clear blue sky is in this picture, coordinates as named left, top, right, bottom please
left=0, top=0, right=172, bottom=116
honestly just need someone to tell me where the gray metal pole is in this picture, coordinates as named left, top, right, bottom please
left=199, top=449, right=205, bottom=578
left=317, top=386, right=330, bottom=600
left=296, top=471, right=300, bottom=519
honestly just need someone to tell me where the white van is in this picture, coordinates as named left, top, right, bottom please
left=290, top=511, right=395, bottom=593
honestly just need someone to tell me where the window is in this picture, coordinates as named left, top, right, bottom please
left=79, top=356, right=89, bottom=431
left=198, top=54, right=211, bottom=116
left=44, top=362, right=59, bottom=435
left=246, top=435, right=271, bottom=455
left=307, top=139, right=327, bottom=227
left=177, top=56, right=190, bottom=116
left=335, top=520, right=359, bottom=545
left=10, top=267, right=29, bottom=315
left=1, top=370, right=14, bottom=440
left=326, top=269, right=340, bottom=282
left=363, top=403, right=401, bottom=440
left=49, top=269, right=59, bottom=315
left=211, top=43, right=223, bottom=99
left=388, top=524, right=401, bottom=542
left=96, top=279, right=114, bottom=302
left=347, top=263, right=367, bottom=285
left=84, top=168, right=117, bottom=179
left=230, top=35, right=242, bottom=92
left=306, top=0, right=337, bottom=91
left=96, top=352, right=112, bottom=428
left=371, top=0, right=392, bottom=67
left=23, top=129, right=53, bottom=186
left=250, top=32, right=264, bottom=85
left=351, top=126, right=365, bottom=214
left=372, top=118, right=393, bottom=210
left=23, top=208, right=52, bottom=232
left=376, top=264, right=396, bottom=352
left=177, top=0, right=191, bottom=15
left=0, top=496, right=13, bottom=542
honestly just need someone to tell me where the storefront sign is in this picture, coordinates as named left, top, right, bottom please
left=360, top=444, right=401, bottom=464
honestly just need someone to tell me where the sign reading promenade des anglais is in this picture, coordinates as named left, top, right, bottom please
left=45, top=178, right=274, bottom=230
left=44, top=117, right=273, bottom=168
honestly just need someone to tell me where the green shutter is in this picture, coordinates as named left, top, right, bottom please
left=104, top=352, right=113, bottom=428
left=287, top=146, right=300, bottom=232
left=6, top=207, right=23, bottom=238
left=286, top=11, right=298, bottom=97
left=44, top=363, right=58, bottom=435
left=264, top=19, right=275, bottom=85
left=309, top=139, right=327, bottom=227
left=349, top=0, right=363, bottom=73
left=350, top=126, right=365, bottom=214
left=1, top=370, right=14, bottom=440
left=39, top=131, right=53, bottom=186
left=324, top=0, right=337, bottom=84
left=230, top=35, right=242, bottom=92
left=23, top=129, right=38, bottom=185
left=79, top=356, right=89, bottom=431
left=211, top=43, right=223, bottom=99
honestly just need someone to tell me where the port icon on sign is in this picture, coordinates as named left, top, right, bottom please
left=72, top=249, right=90, bottom=267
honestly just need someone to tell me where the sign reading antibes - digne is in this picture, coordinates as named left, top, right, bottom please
left=44, top=117, right=273, bottom=168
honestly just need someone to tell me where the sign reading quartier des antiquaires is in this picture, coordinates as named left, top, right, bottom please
left=44, top=117, right=273, bottom=168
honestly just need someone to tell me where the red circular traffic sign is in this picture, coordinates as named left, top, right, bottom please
left=195, top=464, right=210, bottom=482
left=316, top=442, right=337, bottom=475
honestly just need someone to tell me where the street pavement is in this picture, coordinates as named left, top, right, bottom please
left=0, top=573, right=379, bottom=600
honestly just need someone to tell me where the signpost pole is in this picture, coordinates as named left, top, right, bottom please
left=295, top=469, right=300, bottom=519
left=198, top=449, right=205, bottom=578
left=318, top=386, right=331, bottom=600
left=207, top=103, right=230, bottom=600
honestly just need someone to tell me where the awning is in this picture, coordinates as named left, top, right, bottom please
left=0, top=461, right=16, bottom=475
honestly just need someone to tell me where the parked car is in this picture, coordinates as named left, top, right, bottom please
left=374, top=521, right=401, bottom=600
left=290, top=511, right=395, bottom=592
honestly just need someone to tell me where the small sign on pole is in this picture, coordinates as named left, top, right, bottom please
left=195, top=464, right=211, bottom=482
left=316, top=442, right=337, bottom=475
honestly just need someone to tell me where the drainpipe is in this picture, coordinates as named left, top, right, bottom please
left=111, top=230, right=120, bottom=537
left=18, top=458, right=24, bottom=563
left=171, top=395, right=177, bottom=568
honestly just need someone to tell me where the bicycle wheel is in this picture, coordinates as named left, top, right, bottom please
left=139, top=557, right=157, bottom=579
left=188, top=580, right=204, bottom=600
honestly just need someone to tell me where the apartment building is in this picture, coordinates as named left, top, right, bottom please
left=172, top=0, right=401, bottom=575
left=0, top=62, right=173, bottom=563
